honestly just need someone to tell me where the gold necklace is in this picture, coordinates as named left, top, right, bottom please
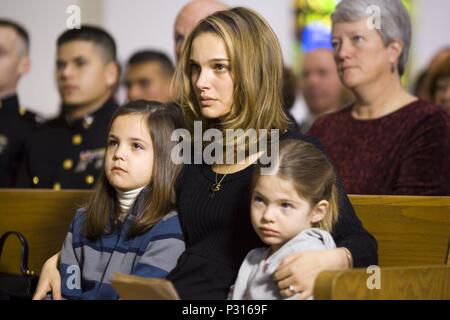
left=210, top=170, right=228, bottom=197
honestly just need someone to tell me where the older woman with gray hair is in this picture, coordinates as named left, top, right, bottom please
left=309, top=0, right=450, bottom=195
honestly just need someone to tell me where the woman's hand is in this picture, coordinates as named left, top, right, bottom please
left=273, top=248, right=351, bottom=300
left=32, top=252, right=62, bottom=300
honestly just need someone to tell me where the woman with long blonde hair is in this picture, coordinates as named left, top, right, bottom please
left=167, top=7, right=376, bottom=299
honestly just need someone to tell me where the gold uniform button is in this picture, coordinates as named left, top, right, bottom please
left=32, top=176, right=39, bottom=185
left=85, top=175, right=94, bottom=185
left=72, top=134, right=82, bottom=145
left=63, top=159, right=73, bottom=170
left=53, top=183, right=61, bottom=190
left=19, top=106, right=26, bottom=116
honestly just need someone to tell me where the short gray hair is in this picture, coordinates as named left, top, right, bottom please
left=332, top=0, right=411, bottom=76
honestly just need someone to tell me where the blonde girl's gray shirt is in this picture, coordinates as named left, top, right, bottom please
left=229, top=228, right=336, bottom=300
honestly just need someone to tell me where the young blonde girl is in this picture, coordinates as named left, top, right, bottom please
left=230, top=139, right=339, bottom=300
left=59, top=100, right=185, bottom=299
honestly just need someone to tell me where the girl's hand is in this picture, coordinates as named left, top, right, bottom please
left=33, top=252, right=62, bottom=300
left=273, top=248, right=350, bottom=300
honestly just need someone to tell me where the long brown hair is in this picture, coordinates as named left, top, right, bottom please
left=174, top=7, right=289, bottom=134
left=253, top=139, right=339, bottom=232
left=83, top=100, right=185, bottom=239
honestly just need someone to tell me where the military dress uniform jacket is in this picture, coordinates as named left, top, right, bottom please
left=18, top=98, right=118, bottom=189
left=0, top=94, right=38, bottom=187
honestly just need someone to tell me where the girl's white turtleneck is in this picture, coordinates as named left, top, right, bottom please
left=116, top=186, right=146, bottom=215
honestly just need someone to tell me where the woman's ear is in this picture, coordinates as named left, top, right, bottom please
left=309, top=200, right=329, bottom=224
left=388, top=40, right=403, bottom=66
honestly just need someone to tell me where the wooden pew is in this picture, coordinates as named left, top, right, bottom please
left=350, top=195, right=450, bottom=266
left=1, top=191, right=450, bottom=300
left=314, top=265, right=450, bottom=300
left=315, top=195, right=450, bottom=300
left=0, top=189, right=90, bottom=274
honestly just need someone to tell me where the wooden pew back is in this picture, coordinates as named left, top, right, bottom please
left=349, top=195, right=450, bottom=266
left=0, top=189, right=91, bottom=274
left=1, top=191, right=449, bottom=275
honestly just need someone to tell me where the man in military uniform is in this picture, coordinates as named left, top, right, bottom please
left=19, top=26, right=119, bottom=189
left=124, top=50, right=174, bottom=103
left=0, top=19, right=38, bottom=187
